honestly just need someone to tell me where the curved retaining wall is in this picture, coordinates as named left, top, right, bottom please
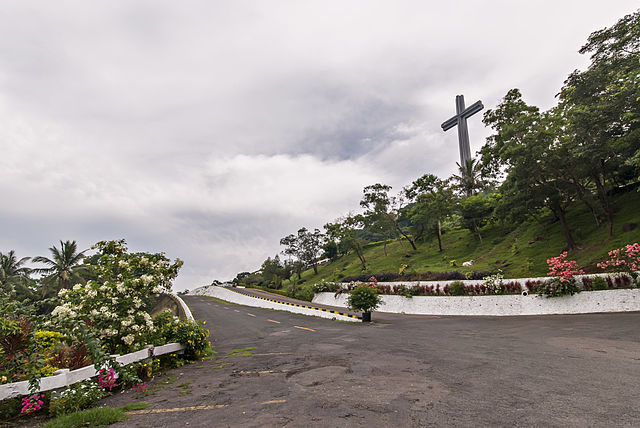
left=190, top=285, right=360, bottom=322
left=312, top=289, right=640, bottom=316
left=169, top=292, right=195, bottom=320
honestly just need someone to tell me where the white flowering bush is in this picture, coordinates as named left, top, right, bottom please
left=48, top=380, right=105, bottom=417
left=51, top=239, right=183, bottom=354
left=482, top=270, right=505, bottom=294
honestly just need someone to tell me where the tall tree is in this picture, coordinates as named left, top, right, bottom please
left=558, top=9, right=640, bottom=236
left=404, top=174, right=455, bottom=252
left=324, top=215, right=368, bottom=269
left=279, top=228, right=324, bottom=275
left=33, top=240, right=88, bottom=292
left=451, top=158, right=486, bottom=196
left=482, top=89, right=578, bottom=249
left=360, top=184, right=417, bottom=252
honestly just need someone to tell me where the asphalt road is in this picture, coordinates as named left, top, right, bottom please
left=103, top=295, right=640, bottom=427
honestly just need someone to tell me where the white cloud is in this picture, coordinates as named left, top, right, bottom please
left=0, top=1, right=637, bottom=288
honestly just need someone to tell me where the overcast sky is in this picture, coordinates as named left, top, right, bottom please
left=1, top=1, right=637, bottom=290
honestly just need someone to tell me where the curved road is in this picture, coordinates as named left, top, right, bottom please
left=106, top=295, right=640, bottom=427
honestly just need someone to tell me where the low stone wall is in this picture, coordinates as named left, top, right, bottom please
left=312, top=289, right=640, bottom=316
left=190, top=285, right=359, bottom=322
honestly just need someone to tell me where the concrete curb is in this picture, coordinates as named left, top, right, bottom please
left=189, top=286, right=360, bottom=322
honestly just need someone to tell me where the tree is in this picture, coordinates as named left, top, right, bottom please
left=404, top=174, right=455, bottom=252
left=0, top=250, right=31, bottom=293
left=451, top=158, right=486, bottom=196
left=558, top=10, right=640, bottom=236
left=481, top=89, right=578, bottom=249
left=457, top=194, right=493, bottom=245
left=261, top=255, right=288, bottom=288
left=360, top=184, right=417, bottom=253
left=33, top=240, right=88, bottom=292
left=324, top=215, right=368, bottom=269
left=279, top=228, right=324, bottom=276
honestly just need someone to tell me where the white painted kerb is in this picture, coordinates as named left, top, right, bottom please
left=189, top=285, right=359, bottom=322
left=313, top=289, right=640, bottom=316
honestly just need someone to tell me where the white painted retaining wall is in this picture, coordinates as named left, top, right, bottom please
left=327, top=272, right=632, bottom=290
left=313, top=289, right=640, bottom=316
left=190, top=285, right=359, bottom=322
left=0, top=343, right=185, bottom=401
left=169, top=292, right=194, bottom=320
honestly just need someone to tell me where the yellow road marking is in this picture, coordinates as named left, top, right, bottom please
left=267, top=319, right=280, bottom=324
left=234, top=309, right=240, bottom=312
left=261, top=400, right=287, bottom=405
left=247, top=313, right=256, bottom=317
left=293, top=325, right=315, bottom=332
left=127, top=404, right=229, bottom=415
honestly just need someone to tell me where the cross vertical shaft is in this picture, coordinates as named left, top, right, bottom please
left=441, top=94, right=484, bottom=167
left=455, top=95, right=472, bottom=166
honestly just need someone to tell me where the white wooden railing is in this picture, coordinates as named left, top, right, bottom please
left=1, top=293, right=196, bottom=400
left=0, top=342, right=186, bottom=400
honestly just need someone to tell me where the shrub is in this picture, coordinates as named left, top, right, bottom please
left=49, top=380, right=105, bottom=417
left=448, top=281, right=465, bottom=296
left=51, top=239, right=183, bottom=355
left=483, top=270, right=505, bottom=294
left=597, top=243, right=640, bottom=279
left=592, top=276, right=608, bottom=290
left=543, top=252, right=583, bottom=297
left=150, top=311, right=209, bottom=359
left=539, top=278, right=581, bottom=297
left=347, top=284, right=383, bottom=313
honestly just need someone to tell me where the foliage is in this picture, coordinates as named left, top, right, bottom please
left=448, top=281, right=465, bottom=296
left=404, top=174, right=455, bottom=251
left=597, top=243, right=640, bottom=279
left=285, top=282, right=315, bottom=301
left=34, top=331, right=64, bottom=350
left=51, top=239, right=183, bottom=354
left=547, top=252, right=584, bottom=282
left=149, top=310, right=209, bottom=359
left=44, top=406, right=128, bottom=428
left=280, top=228, right=325, bottom=276
left=347, top=284, right=383, bottom=313
left=482, top=270, right=505, bottom=294
left=360, top=183, right=417, bottom=252
left=0, top=250, right=32, bottom=293
left=33, top=240, right=88, bottom=294
left=541, top=252, right=584, bottom=297
left=21, top=393, right=46, bottom=414
left=49, top=380, right=105, bottom=417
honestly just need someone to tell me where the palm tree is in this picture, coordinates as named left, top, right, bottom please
left=452, top=158, right=484, bottom=196
left=0, top=250, right=31, bottom=291
left=33, top=240, right=88, bottom=292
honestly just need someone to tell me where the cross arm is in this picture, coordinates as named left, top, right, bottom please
left=462, top=100, right=484, bottom=119
left=441, top=116, right=457, bottom=131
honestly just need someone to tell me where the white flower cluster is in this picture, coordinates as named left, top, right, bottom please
left=50, top=240, right=183, bottom=351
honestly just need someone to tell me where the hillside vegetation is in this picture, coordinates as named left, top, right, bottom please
left=280, top=189, right=640, bottom=291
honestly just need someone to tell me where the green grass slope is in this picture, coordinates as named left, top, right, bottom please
left=287, top=190, right=640, bottom=287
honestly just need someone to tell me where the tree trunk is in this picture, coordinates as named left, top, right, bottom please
left=312, top=263, right=318, bottom=275
left=383, top=242, right=388, bottom=257
left=472, top=219, right=483, bottom=245
left=354, top=245, right=366, bottom=269
left=437, top=219, right=443, bottom=252
left=556, top=205, right=576, bottom=250
left=593, top=162, right=613, bottom=237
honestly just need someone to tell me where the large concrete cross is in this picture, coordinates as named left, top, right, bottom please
left=441, top=95, right=484, bottom=166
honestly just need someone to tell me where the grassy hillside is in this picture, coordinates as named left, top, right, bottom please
left=284, top=189, right=640, bottom=289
